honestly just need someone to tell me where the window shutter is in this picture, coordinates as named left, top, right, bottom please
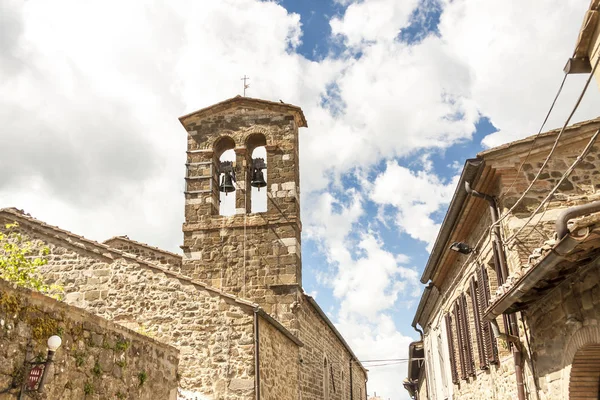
left=477, top=264, right=499, bottom=365
left=445, top=314, right=459, bottom=384
left=454, top=302, right=467, bottom=380
left=460, top=294, right=476, bottom=376
left=470, top=278, right=487, bottom=369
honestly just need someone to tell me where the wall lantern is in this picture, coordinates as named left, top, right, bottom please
left=449, top=242, right=473, bottom=255
left=21, top=335, right=63, bottom=394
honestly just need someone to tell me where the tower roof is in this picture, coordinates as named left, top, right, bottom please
left=179, top=95, right=308, bottom=128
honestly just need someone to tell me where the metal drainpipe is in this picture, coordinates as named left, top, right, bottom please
left=556, top=200, right=600, bottom=239
left=465, top=182, right=526, bottom=400
left=464, top=182, right=509, bottom=281
left=413, top=325, right=424, bottom=340
left=253, top=310, right=261, bottom=400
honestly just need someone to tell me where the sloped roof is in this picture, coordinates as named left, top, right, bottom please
left=0, top=207, right=302, bottom=347
left=477, top=116, right=600, bottom=160
left=420, top=117, right=600, bottom=286
left=573, top=0, right=600, bottom=59
left=103, top=235, right=183, bottom=261
left=178, top=95, right=308, bottom=128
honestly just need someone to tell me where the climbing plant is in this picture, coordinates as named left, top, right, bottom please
left=0, top=223, right=63, bottom=298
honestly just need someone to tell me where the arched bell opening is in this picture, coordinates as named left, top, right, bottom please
left=213, top=136, right=236, bottom=216
left=246, top=133, right=268, bottom=214
left=250, top=146, right=267, bottom=213
left=569, top=343, right=600, bottom=399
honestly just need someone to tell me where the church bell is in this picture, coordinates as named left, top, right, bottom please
left=219, top=172, right=236, bottom=194
left=219, top=161, right=236, bottom=195
left=251, top=158, right=267, bottom=190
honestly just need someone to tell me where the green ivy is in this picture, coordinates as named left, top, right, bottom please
left=0, top=223, right=63, bottom=299
left=138, top=370, right=148, bottom=387
left=91, top=362, right=102, bottom=377
left=84, top=382, right=94, bottom=395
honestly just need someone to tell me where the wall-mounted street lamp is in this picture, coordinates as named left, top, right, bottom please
left=449, top=242, right=473, bottom=255
left=36, top=335, right=62, bottom=392
left=17, top=335, right=63, bottom=398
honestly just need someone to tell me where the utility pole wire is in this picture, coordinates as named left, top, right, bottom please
left=491, top=40, right=600, bottom=230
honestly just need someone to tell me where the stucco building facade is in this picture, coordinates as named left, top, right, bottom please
left=1, top=96, right=367, bottom=399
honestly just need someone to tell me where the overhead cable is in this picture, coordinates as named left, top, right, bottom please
left=492, top=43, right=600, bottom=230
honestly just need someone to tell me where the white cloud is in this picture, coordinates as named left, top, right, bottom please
left=306, top=189, right=419, bottom=399
left=336, top=314, right=416, bottom=399
left=330, top=0, right=419, bottom=47
left=370, top=161, right=458, bottom=249
left=438, top=0, right=600, bottom=147
left=2, top=0, right=600, bottom=398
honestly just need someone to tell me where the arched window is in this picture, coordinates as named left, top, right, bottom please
left=323, top=357, right=330, bottom=400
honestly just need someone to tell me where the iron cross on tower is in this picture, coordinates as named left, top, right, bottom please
left=241, top=75, right=250, bottom=96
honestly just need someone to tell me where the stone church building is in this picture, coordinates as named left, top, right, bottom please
left=0, top=96, right=367, bottom=399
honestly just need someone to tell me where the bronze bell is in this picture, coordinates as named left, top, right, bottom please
left=219, top=172, right=236, bottom=194
left=251, top=168, right=267, bottom=190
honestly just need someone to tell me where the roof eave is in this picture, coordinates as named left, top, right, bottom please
left=420, top=158, right=484, bottom=284
left=178, top=96, right=308, bottom=128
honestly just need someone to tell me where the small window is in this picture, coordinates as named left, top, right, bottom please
left=323, top=357, right=330, bottom=400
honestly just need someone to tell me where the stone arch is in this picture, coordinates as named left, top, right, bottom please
left=212, top=135, right=236, bottom=159
left=561, top=325, right=600, bottom=399
left=245, top=132, right=268, bottom=155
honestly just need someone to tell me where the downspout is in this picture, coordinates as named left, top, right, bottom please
left=413, top=325, right=424, bottom=340
left=465, top=182, right=525, bottom=400
left=253, top=310, right=261, bottom=400
left=464, top=182, right=509, bottom=281
left=556, top=200, right=600, bottom=239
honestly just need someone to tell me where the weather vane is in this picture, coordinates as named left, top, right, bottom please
left=241, top=75, right=250, bottom=96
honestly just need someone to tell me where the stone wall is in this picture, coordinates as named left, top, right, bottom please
left=525, top=256, right=600, bottom=400
left=0, top=279, right=178, bottom=400
left=258, top=315, right=299, bottom=400
left=420, top=122, right=600, bottom=400
left=0, top=217, right=258, bottom=400
left=495, top=134, right=600, bottom=274
left=423, top=194, right=519, bottom=400
left=103, top=236, right=182, bottom=273
left=297, top=296, right=367, bottom=400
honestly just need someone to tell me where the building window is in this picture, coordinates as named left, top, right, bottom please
left=324, top=357, right=330, bottom=400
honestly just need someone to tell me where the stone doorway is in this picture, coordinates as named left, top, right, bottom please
left=569, top=344, right=600, bottom=399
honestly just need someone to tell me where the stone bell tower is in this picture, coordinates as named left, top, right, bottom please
left=178, top=96, right=307, bottom=329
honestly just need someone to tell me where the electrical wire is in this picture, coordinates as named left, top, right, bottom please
left=492, top=41, right=600, bottom=231
left=505, top=128, right=600, bottom=244
left=498, top=73, right=569, bottom=200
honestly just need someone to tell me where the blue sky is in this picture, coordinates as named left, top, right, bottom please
left=1, top=0, right=599, bottom=398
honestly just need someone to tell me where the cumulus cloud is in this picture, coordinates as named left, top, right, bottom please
left=438, top=0, right=600, bottom=147
left=370, top=161, right=458, bottom=249
left=330, top=0, right=419, bottom=47
left=2, top=0, right=598, bottom=398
